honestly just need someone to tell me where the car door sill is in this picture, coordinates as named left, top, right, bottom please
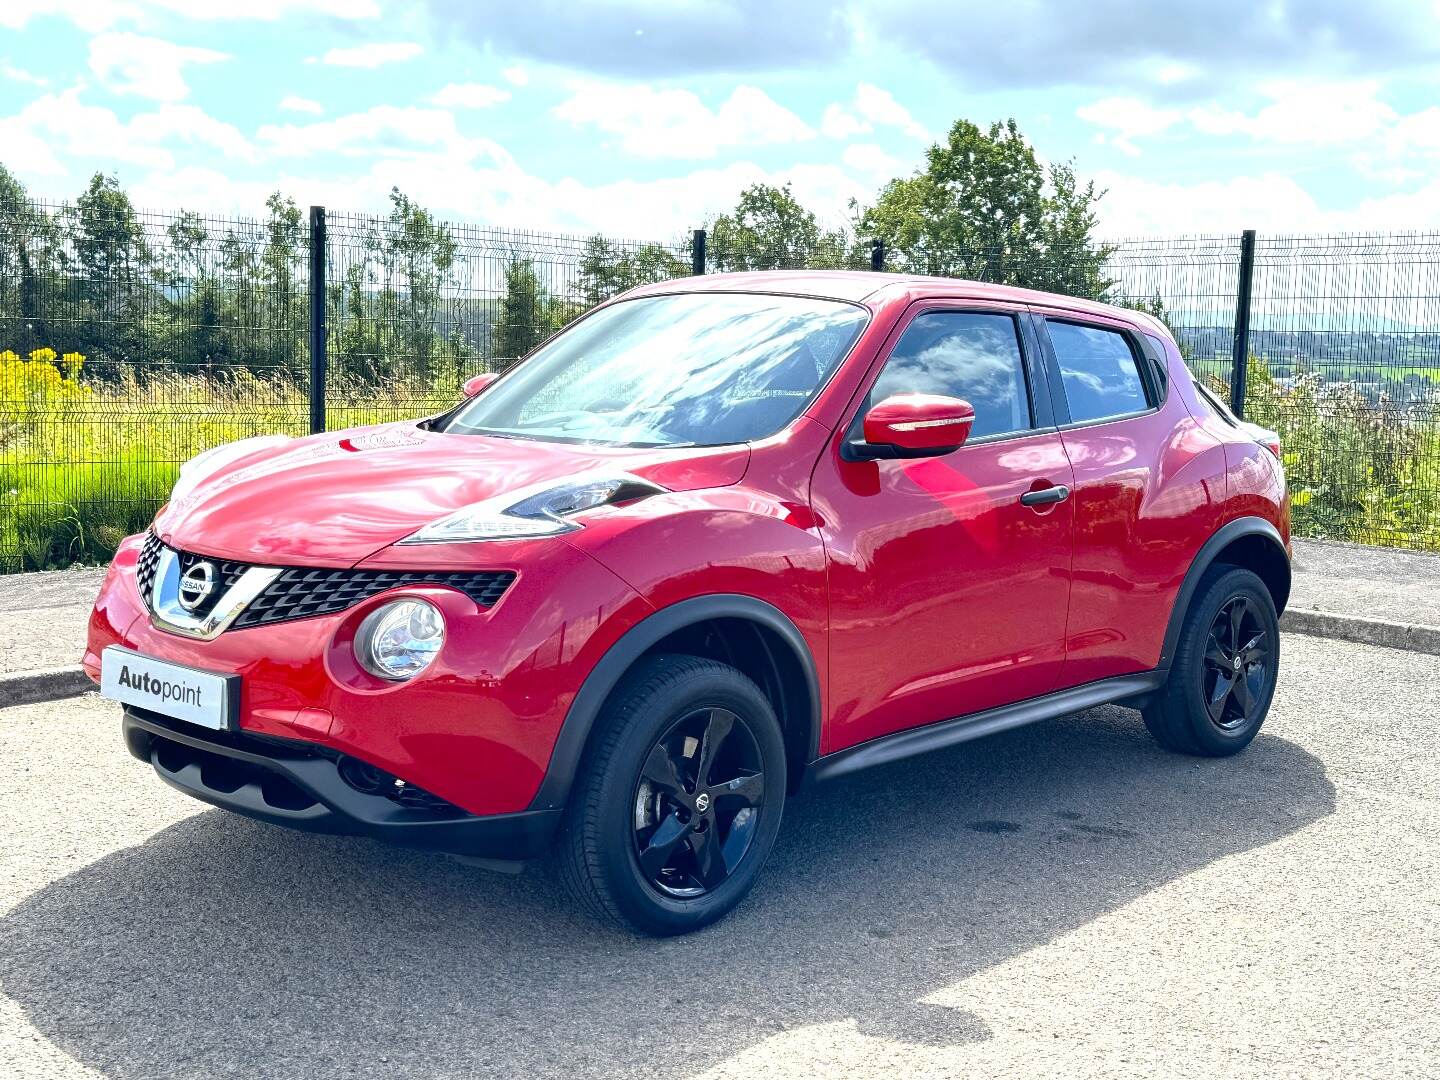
left=807, top=670, right=1167, bottom=784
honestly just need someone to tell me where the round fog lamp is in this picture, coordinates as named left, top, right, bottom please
left=355, top=599, right=445, bottom=680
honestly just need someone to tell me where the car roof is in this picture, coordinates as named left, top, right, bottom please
left=624, top=270, right=1169, bottom=338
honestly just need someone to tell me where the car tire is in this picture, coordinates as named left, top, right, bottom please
left=1143, top=565, right=1280, bottom=757
left=557, top=654, right=787, bottom=936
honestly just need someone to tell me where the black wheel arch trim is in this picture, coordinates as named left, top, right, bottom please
left=1159, top=515, right=1289, bottom=670
left=527, top=594, right=822, bottom=813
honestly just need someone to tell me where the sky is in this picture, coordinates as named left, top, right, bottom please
left=3, top=0, right=1440, bottom=242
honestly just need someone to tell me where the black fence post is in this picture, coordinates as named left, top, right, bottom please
left=691, top=229, right=706, bottom=275
left=1229, top=228, right=1256, bottom=418
left=308, top=205, right=327, bottom=435
left=870, top=239, right=886, bottom=272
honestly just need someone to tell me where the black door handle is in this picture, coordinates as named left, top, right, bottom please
left=1020, top=484, right=1071, bottom=507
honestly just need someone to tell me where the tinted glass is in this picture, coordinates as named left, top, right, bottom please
left=869, top=312, right=1032, bottom=439
left=1048, top=321, right=1150, bottom=423
left=1143, top=333, right=1170, bottom=397
left=442, top=293, right=868, bottom=447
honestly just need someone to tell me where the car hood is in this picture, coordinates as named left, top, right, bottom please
left=154, top=423, right=750, bottom=566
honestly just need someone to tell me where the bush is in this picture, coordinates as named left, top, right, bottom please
left=1241, top=357, right=1440, bottom=551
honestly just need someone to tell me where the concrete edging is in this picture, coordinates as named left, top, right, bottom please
left=0, top=610, right=1433, bottom=709
left=1281, top=609, right=1440, bottom=657
left=0, top=666, right=95, bottom=708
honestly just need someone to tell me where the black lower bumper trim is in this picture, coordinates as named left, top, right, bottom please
left=121, top=709, right=560, bottom=860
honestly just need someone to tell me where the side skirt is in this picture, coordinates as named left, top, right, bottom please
left=806, top=670, right=1167, bottom=785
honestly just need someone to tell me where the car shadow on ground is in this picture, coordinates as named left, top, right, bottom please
left=0, top=705, right=1334, bottom=1078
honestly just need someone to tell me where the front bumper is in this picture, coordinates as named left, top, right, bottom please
left=122, top=707, right=561, bottom=859
left=86, top=531, right=654, bottom=819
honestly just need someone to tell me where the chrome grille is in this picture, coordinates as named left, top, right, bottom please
left=135, top=532, right=163, bottom=601
left=136, top=533, right=515, bottom=632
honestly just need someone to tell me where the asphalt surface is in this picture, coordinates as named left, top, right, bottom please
left=0, top=633, right=1436, bottom=1079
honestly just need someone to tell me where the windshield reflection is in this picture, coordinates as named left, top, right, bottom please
left=443, top=293, right=869, bottom=448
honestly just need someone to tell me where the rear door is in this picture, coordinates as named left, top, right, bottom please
left=1031, top=309, right=1218, bottom=686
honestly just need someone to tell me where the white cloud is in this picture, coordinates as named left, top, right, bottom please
left=153, top=0, right=380, bottom=16
left=501, top=66, right=529, bottom=87
left=820, top=105, right=865, bottom=140
left=313, top=42, right=423, bottom=68
left=1078, top=80, right=1403, bottom=160
left=1093, top=169, right=1440, bottom=235
left=279, top=95, right=324, bottom=115
left=841, top=142, right=904, bottom=179
left=1, top=0, right=377, bottom=28
left=821, top=83, right=928, bottom=141
left=131, top=103, right=256, bottom=161
left=1386, top=106, right=1440, bottom=158
left=1189, top=80, right=1396, bottom=146
left=0, top=1, right=139, bottom=31
left=88, top=32, right=228, bottom=101
left=1075, top=97, right=1182, bottom=156
left=554, top=83, right=814, bottom=159
left=0, top=88, right=253, bottom=179
left=256, top=105, right=489, bottom=159
left=430, top=83, right=511, bottom=109
left=2, top=59, right=48, bottom=87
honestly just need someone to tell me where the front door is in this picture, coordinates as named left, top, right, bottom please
left=810, top=302, right=1076, bottom=754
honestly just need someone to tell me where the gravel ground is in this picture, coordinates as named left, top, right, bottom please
left=0, top=568, right=104, bottom=674
left=0, top=633, right=1436, bottom=1079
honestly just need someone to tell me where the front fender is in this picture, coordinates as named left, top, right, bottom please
left=525, top=593, right=822, bottom=812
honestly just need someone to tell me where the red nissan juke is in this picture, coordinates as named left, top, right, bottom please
left=85, top=271, right=1290, bottom=936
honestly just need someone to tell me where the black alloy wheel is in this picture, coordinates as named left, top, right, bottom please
left=1201, top=595, right=1272, bottom=731
left=1143, top=564, right=1281, bottom=757
left=632, top=706, right=765, bottom=898
left=558, top=654, right=787, bottom=935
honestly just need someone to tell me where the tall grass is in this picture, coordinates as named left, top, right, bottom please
left=1, top=355, right=456, bottom=570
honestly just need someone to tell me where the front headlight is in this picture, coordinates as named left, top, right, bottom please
left=355, top=599, right=445, bottom=680
left=398, top=473, right=666, bottom=544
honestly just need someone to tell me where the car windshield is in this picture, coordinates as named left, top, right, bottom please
left=441, top=292, right=869, bottom=447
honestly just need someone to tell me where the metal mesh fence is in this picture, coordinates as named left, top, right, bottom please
left=1242, top=233, right=1440, bottom=548
left=322, top=212, right=691, bottom=428
left=0, top=199, right=310, bottom=572
left=1, top=193, right=1438, bottom=571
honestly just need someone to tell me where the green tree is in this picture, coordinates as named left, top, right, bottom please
left=577, top=235, right=689, bottom=306
left=708, top=183, right=851, bottom=271
left=0, top=164, right=59, bottom=354
left=379, top=187, right=457, bottom=383
left=259, top=192, right=304, bottom=374
left=59, top=173, right=154, bottom=368
left=492, top=258, right=546, bottom=367
left=856, top=118, right=1113, bottom=297
left=1117, top=290, right=1190, bottom=357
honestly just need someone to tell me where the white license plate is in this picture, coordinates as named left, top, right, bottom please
left=100, top=646, right=237, bottom=731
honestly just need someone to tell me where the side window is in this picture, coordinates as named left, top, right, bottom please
left=869, top=312, right=1032, bottom=440
left=1047, top=321, right=1151, bottom=424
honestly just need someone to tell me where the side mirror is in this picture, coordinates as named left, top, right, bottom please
left=851, top=393, right=975, bottom=460
left=462, top=372, right=498, bottom=399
